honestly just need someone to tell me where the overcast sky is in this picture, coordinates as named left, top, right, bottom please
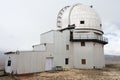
left=0, top=0, right=120, bottom=55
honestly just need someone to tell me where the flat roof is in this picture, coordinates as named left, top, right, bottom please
left=4, top=52, right=16, bottom=54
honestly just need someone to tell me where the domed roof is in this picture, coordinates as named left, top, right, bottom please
left=57, top=3, right=102, bottom=32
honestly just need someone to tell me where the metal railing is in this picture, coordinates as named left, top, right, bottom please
left=71, top=35, right=108, bottom=44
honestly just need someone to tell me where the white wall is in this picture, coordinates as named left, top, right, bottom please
left=33, top=43, right=54, bottom=57
left=48, top=29, right=105, bottom=69
left=93, top=43, right=105, bottom=68
left=5, top=51, right=47, bottom=74
left=16, top=51, right=46, bottom=74
left=40, top=30, right=55, bottom=44
left=33, top=44, right=46, bottom=51
left=73, top=42, right=94, bottom=69
left=53, top=30, right=74, bottom=68
left=4, top=28, right=105, bottom=74
left=5, top=54, right=17, bottom=74
left=0, top=53, right=6, bottom=70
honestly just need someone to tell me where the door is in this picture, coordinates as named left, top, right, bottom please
left=45, top=57, right=53, bottom=71
left=5, top=58, right=12, bottom=74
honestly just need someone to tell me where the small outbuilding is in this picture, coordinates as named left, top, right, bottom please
left=5, top=49, right=53, bottom=74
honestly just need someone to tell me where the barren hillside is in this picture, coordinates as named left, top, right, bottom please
left=105, top=55, right=120, bottom=64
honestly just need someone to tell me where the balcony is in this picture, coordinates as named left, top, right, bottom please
left=70, top=33, right=108, bottom=44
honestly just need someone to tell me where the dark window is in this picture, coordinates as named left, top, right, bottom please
left=66, top=44, right=69, bottom=50
left=81, top=59, right=86, bottom=64
left=80, top=21, right=85, bottom=24
left=7, top=60, right=11, bottom=66
left=81, top=42, right=85, bottom=46
left=65, top=58, right=69, bottom=65
left=57, top=21, right=61, bottom=23
left=58, top=26, right=62, bottom=28
left=100, top=24, right=102, bottom=27
left=90, top=5, right=93, bottom=8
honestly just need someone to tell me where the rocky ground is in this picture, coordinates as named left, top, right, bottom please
left=0, top=64, right=120, bottom=80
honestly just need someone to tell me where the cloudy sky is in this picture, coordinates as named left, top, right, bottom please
left=0, top=0, right=120, bottom=55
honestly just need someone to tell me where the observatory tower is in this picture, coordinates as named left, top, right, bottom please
left=56, top=3, right=108, bottom=68
left=5, top=4, right=108, bottom=75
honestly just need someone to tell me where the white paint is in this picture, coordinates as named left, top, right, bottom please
left=57, top=4, right=102, bottom=31
left=5, top=3, right=107, bottom=74
left=5, top=51, right=47, bottom=74
left=5, top=56, right=15, bottom=74
left=5, top=59, right=12, bottom=73
left=33, top=44, right=46, bottom=51
left=40, top=30, right=55, bottom=44
left=45, top=57, right=53, bottom=71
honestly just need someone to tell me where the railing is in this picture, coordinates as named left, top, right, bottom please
left=70, top=35, right=108, bottom=44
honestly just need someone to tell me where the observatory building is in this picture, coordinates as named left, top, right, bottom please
left=5, top=3, right=108, bottom=74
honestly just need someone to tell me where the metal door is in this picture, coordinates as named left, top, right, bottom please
left=45, top=57, right=53, bottom=71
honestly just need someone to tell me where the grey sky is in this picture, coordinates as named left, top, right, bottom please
left=0, top=0, right=120, bottom=55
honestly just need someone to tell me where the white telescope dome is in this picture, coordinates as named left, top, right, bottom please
left=57, top=3, right=102, bottom=32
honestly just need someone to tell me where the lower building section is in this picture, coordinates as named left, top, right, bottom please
left=73, top=42, right=105, bottom=69
left=45, top=57, right=54, bottom=71
left=5, top=51, right=47, bottom=74
left=5, top=46, right=105, bottom=75
left=4, top=30, right=106, bottom=74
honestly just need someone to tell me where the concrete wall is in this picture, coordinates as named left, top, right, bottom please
left=33, top=44, right=46, bottom=51
left=43, top=30, right=105, bottom=69
left=5, top=51, right=46, bottom=74
left=5, top=29, right=106, bottom=74
left=73, top=42, right=94, bottom=69
left=72, top=30, right=105, bottom=69
left=93, top=43, right=105, bottom=68
left=53, top=30, right=74, bottom=68
left=39, top=30, right=74, bottom=68
left=33, top=43, right=54, bottom=57
left=40, top=30, right=55, bottom=44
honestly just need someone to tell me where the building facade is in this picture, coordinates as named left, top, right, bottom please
left=5, top=3, right=108, bottom=74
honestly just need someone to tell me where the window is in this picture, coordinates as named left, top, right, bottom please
left=65, top=58, right=69, bottom=65
left=90, top=5, right=93, bottom=8
left=81, top=59, right=86, bottom=64
left=66, top=44, right=69, bottom=50
left=81, top=42, right=85, bottom=46
left=80, top=21, right=85, bottom=24
left=7, top=60, right=11, bottom=66
left=100, top=24, right=102, bottom=27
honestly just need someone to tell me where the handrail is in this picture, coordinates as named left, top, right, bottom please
left=72, top=36, right=108, bottom=43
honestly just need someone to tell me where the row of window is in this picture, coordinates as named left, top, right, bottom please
left=65, top=58, right=86, bottom=65
left=66, top=42, right=85, bottom=50
left=7, top=59, right=86, bottom=67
